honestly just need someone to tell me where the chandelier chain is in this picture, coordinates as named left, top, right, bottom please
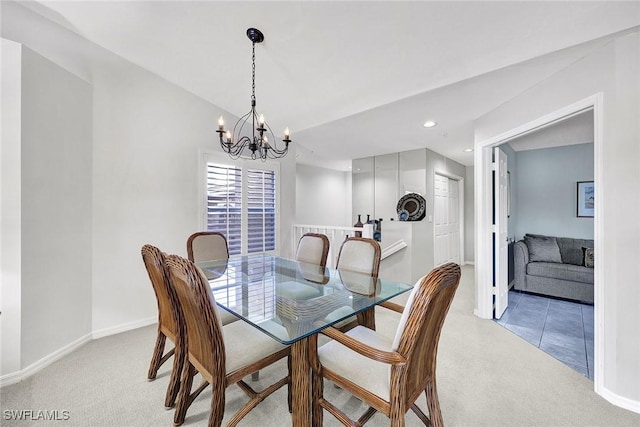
left=251, top=42, right=256, bottom=102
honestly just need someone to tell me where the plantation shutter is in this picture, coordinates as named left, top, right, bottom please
left=206, top=163, right=242, bottom=255
left=204, top=157, right=278, bottom=256
left=247, top=169, right=276, bottom=253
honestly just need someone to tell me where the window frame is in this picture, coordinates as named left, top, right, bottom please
left=199, top=151, right=280, bottom=256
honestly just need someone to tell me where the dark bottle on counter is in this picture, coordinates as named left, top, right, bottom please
left=354, top=214, right=363, bottom=237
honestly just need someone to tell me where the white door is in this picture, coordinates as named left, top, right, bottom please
left=434, top=174, right=461, bottom=266
left=494, top=147, right=509, bottom=318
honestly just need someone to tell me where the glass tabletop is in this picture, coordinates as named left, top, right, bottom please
left=195, top=254, right=413, bottom=344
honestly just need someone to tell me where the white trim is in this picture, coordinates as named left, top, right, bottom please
left=0, top=333, right=92, bottom=388
left=381, top=239, right=408, bottom=260
left=0, top=316, right=158, bottom=387
left=475, top=93, right=606, bottom=397
left=474, top=146, right=494, bottom=318
left=92, top=316, right=156, bottom=340
left=463, top=261, right=475, bottom=266
left=1, top=317, right=157, bottom=388
left=597, top=387, right=640, bottom=414
left=591, top=93, right=606, bottom=398
left=434, top=169, right=463, bottom=181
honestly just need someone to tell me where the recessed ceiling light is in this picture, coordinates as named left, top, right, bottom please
left=463, top=148, right=474, bottom=153
left=423, top=120, right=437, bottom=128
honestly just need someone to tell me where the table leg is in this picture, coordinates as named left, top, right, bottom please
left=290, top=338, right=310, bottom=427
left=357, top=306, right=376, bottom=330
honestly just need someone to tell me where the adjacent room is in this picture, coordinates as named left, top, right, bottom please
left=493, top=112, right=596, bottom=379
left=2, top=1, right=639, bottom=426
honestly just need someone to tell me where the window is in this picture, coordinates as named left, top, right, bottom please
left=203, top=154, right=279, bottom=255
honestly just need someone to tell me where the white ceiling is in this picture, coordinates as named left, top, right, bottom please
left=16, top=1, right=640, bottom=170
left=507, top=110, right=594, bottom=152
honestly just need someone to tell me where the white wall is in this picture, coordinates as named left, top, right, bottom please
left=475, top=31, right=639, bottom=411
left=295, top=163, right=350, bottom=227
left=89, top=57, right=300, bottom=334
left=513, top=143, right=594, bottom=241
left=90, top=61, right=239, bottom=333
left=20, top=46, right=94, bottom=367
left=464, top=166, right=474, bottom=263
left=0, top=3, right=298, bottom=379
left=0, top=38, right=22, bottom=377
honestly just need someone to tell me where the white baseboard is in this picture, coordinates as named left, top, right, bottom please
left=597, top=385, right=640, bottom=414
left=1, top=333, right=92, bottom=388
left=464, top=261, right=475, bottom=266
left=92, top=316, right=156, bottom=340
left=1, top=317, right=157, bottom=388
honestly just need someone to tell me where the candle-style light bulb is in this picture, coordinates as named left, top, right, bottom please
left=263, top=135, right=269, bottom=147
left=225, top=130, right=231, bottom=143
left=259, top=114, right=265, bottom=126
left=284, top=127, right=290, bottom=140
left=218, top=116, right=224, bottom=130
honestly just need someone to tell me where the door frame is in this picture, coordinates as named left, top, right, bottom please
left=474, top=93, right=603, bottom=388
left=433, top=171, right=464, bottom=266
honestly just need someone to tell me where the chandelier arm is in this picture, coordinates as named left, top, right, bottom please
left=262, top=121, right=289, bottom=152
left=233, top=109, right=255, bottom=139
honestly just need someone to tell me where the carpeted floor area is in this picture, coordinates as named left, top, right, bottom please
left=1, top=265, right=638, bottom=426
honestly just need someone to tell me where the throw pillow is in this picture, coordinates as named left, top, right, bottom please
left=582, top=247, right=594, bottom=268
left=524, top=235, right=562, bottom=263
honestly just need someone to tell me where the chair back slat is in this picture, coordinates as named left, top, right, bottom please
left=187, top=231, right=229, bottom=263
left=165, top=254, right=225, bottom=383
left=141, top=245, right=178, bottom=339
left=336, top=237, right=381, bottom=277
left=395, top=262, right=461, bottom=405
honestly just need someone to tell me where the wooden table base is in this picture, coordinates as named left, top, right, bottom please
left=290, top=338, right=311, bottom=426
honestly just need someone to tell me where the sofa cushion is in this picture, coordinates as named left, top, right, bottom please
left=527, top=262, right=594, bottom=284
left=557, top=237, right=594, bottom=266
left=582, top=247, right=594, bottom=268
left=524, top=235, right=562, bottom=263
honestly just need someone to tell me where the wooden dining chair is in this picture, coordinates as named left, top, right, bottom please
left=335, top=237, right=381, bottom=278
left=186, top=231, right=240, bottom=326
left=326, top=237, right=381, bottom=331
left=165, top=254, right=290, bottom=427
left=141, top=244, right=184, bottom=408
left=186, top=231, right=229, bottom=263
left=310, top=262, right=461, bottom=427
left=295, top=233, right=330, bottom=268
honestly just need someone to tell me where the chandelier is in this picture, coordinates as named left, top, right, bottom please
left=216, top=28, right=291, bottom=160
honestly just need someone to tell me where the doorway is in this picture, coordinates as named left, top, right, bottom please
left=434, top=172, right=463, bottom=266
left=491, top=113, right=595, bottom=378
left=474, top=94, right=603, bottom=383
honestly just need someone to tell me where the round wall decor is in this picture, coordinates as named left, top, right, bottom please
left=396, top=193, right=426, bottom=221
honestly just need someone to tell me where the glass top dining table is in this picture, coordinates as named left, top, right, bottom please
left=195, top=253, right=412, bottom=426
left=195, top=253, right=413, bottom=345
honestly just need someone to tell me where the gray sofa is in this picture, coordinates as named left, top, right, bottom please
left=513, top=234, right=594, bottom=303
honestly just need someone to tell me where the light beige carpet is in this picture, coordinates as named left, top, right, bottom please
left=2, top=266, right=638, bottom=426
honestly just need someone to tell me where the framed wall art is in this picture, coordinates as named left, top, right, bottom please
left=577, top=181, right=594, bottom=217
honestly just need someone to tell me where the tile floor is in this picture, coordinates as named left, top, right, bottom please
left=495, top=289, right=594, bottom=379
